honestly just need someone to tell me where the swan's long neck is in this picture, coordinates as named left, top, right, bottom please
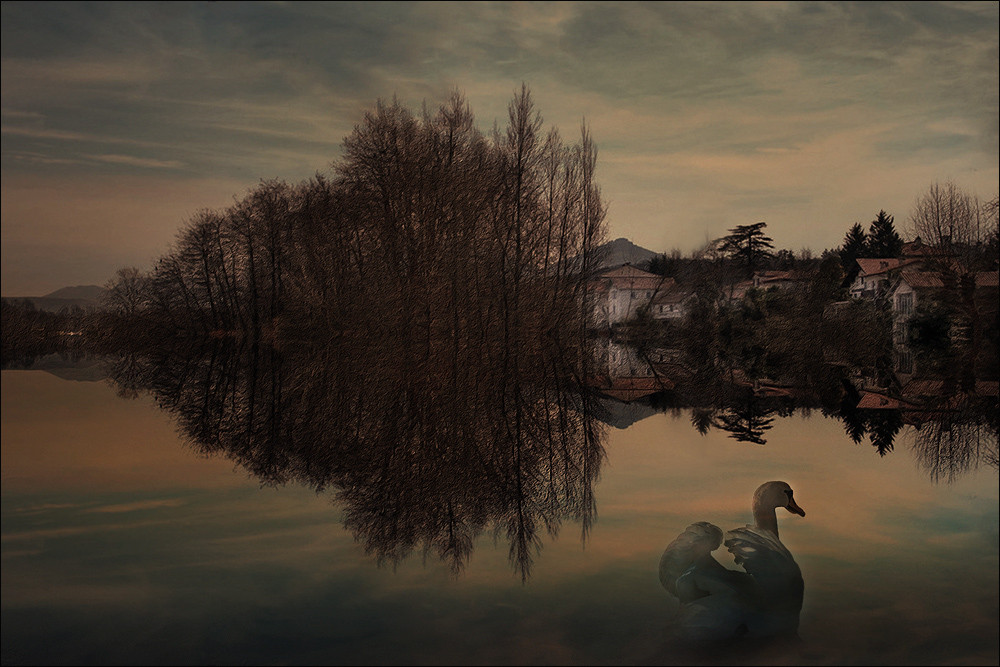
left=753, top=504, right=779, bottom=539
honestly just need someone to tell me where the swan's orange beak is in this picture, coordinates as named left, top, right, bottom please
left=785, top=498, right=805, bottom=517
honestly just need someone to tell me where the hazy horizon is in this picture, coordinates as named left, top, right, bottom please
left=3, top=2, right=997, bottom=296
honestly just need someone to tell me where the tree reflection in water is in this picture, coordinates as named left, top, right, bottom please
left=905, top=381, right=999, bottom=482
left=590, top=340, right=997, bottom=477
left=18, top=333, right=997, bottom=579
left=103, top=332, right=606, bottom=581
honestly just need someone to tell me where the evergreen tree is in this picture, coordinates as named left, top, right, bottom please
left=867, top=210, right=902, bottom=258
left=719, top=221, right=774, bottom=277
left=839, top=222, right=868, bottom=271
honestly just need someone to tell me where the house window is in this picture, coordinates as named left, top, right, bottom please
left=896, top=292, right=913, bottom=316
left=896, top=349, right=913, bottom=374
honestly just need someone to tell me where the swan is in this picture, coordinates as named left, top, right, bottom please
left=658, top=481, right=805, bottom=642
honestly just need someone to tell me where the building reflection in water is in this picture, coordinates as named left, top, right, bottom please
left=585, top=340, right=997, bottom=476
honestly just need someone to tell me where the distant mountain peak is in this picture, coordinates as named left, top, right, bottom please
left=596, top=238, right=656, bottom=270
left=43, top=285, right=106, bottom=301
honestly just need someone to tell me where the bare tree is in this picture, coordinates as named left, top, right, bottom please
left=909, top=182, right=992, bottom=266
left=102, top=267, right=149, bottom=317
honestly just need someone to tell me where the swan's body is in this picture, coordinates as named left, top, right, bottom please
left=659, top=481, right=805, bottom=642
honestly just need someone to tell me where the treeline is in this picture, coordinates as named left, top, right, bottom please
left=103, top=87, right=606, bottom=348
left=0, top=298, right=92, bottom=366
left=645, top=223, right=832, bottom=287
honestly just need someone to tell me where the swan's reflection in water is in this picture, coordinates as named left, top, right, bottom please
left=659, top=482, right=805, bottom=643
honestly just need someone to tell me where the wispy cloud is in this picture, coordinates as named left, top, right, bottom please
left=1, top=1, right=996, bottom=295
left=92, top=154, right=186, bottom=170
left=85, top=498, right=186, bottom=513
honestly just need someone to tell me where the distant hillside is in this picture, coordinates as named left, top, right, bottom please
left=4, top=285, right=106, bottom=313
left=559, top=238, right=658, bottom=275
left=595, top=238, right=657, bottom=270
left=44, top=285, right=106, bottom=301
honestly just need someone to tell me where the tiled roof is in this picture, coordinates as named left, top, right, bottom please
left=898, top=271, right=945, bottom=289
left=856, top=392, right=915, bottom=410
left=897, top=270, right=998, bottom=290
left=855, top=257, right=922, bottom=277
left=755, top=270, right=811, bottom=283
left=591, top=377, right=672, bottom=402
left=587, top=280, right=609, bottom=294
left=652, top=285, right=693, bottom=305
left=610, top=275, right=664, bottom=290
left=724, top=280, right=754, bottom=300
left=596, top=264, right=661, bottom=280
left=977, top=271, right=999, bottom=287
left=596, top=265, right=667, bottom=291
left=901, top=240, right=951, bottom=258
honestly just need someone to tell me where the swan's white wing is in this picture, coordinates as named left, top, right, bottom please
left=724, top=526, right=803, bottom=610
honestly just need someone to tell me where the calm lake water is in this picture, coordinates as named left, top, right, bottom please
left=2, top=364, right=998, bottom=666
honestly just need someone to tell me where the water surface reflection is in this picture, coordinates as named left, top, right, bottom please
left=2, top=360, right=997, bottom=665
left=101, top=333, right=606, bottom=580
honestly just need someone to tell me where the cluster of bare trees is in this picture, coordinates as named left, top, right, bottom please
left=909, top=182, right=999, bottom=267
left=94, top=87, right=612, bottom=579
left=105, top=87, right=606, bottom=351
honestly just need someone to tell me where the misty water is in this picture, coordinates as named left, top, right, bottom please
left=2, top=343, right=998, bottom=666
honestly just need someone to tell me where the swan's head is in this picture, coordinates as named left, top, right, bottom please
left=754, top=481, right=805, bottom=517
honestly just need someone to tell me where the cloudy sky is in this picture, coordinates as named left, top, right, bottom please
left=2, top=1, right=997, bottom=296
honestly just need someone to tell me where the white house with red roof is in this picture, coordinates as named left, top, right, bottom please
left=589, top=264, right=669, bottom=325
left=847, top=257, right=924, bottom=300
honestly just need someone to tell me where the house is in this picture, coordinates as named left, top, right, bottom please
left=844, top=238, right=956, bottom=300
left=846, top=257, right=924, bottom=300
left=752, top=269, right=812, bottom=291
left=889, top=271, right=945, bottom=374
left=587, top=340, right=673, bottom=403
left=889, top=269, right=999, bottom=375
left=651, top=283, right=695, bottom=320
left=589, top=264, right=668, bottom=325
left=890, top=270, right=999, bottom=322
left=722, top=280, right=755, bottom=303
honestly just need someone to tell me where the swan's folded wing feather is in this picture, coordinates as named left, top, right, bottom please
left=659, top=521, right=723, bottom=597
left=685, top=559, right=763, bottom=606
left=724, top=526, right=803, bottom=608
left=660, top=522, right=762, bottom=605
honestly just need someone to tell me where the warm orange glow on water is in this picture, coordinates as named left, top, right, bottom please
left=2, top=371, right=244, bottom=494
left=1, top=370, right=997, bottom=665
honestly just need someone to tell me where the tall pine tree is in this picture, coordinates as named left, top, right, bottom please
left=839, top=222, right=868, bottom=270
left=867, top=210, right=902, bottom=258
